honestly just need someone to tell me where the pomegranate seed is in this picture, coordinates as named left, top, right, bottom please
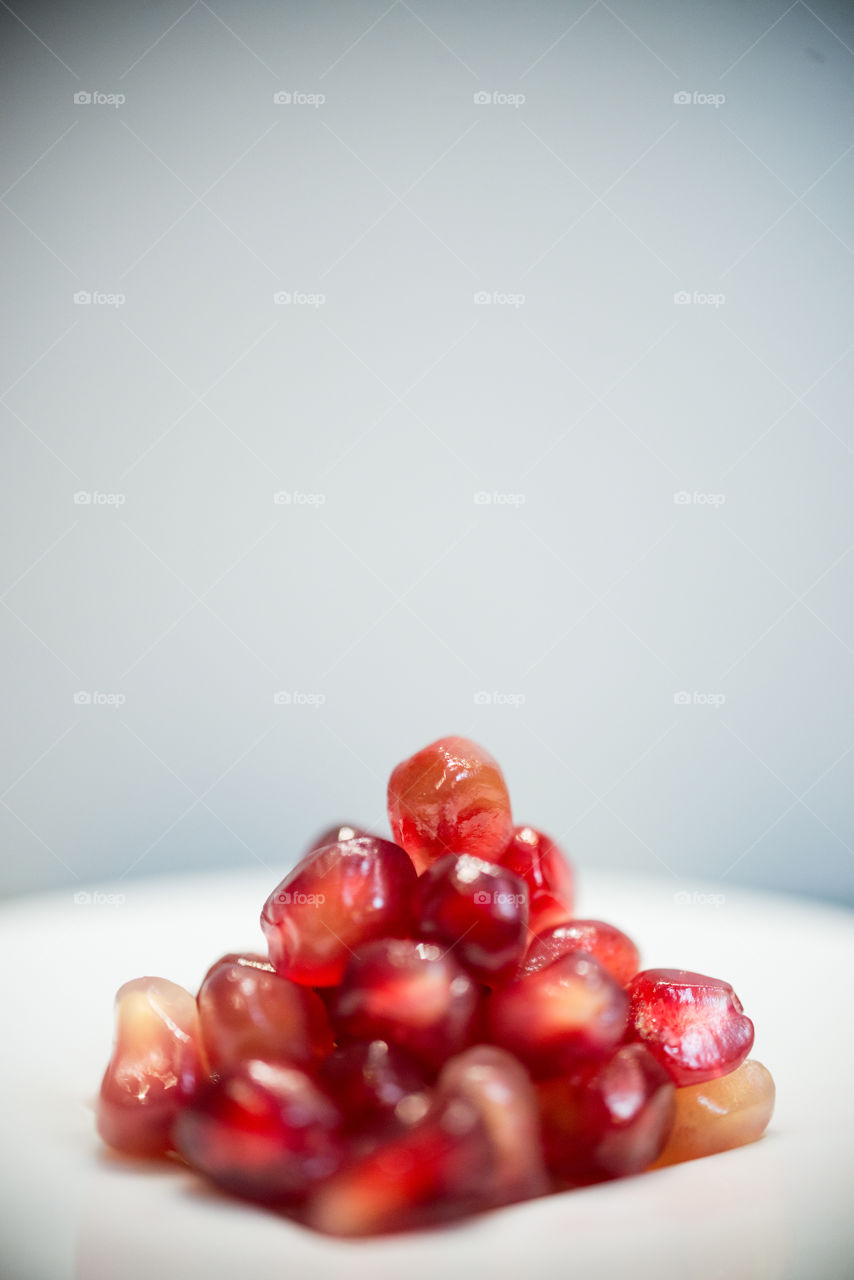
left=627, top=969, right=755, bottom=1086
left=332, top=937, right=481, bottom=1073
left=415, top=853, right=529, bottom=985
left=522, top=919, right=640, bottom=986
left=261, top=836, right=417, bottom=987
left=306, top=1096, right=492, bottom=1236
left=319, top=1040, right=430, bottom=1133
left=538, top=1044, right=675, bottom=1180
left=307, top=823, right=370, bottom=852
left=438, top=1045, right=549, bottom=1205
left=197, top=954, right=333, bottom=1073
left=97, top=977, right=207, bottom=1158
left=486, top=951, right=629, bottom=1077
left=173, top=1059, right=343, bottom=1203
left=500, top=826, right=574, bottom=934
left=387, top=736, right=513, bottom=873
left=650, top=1058, right=775, bottom=1168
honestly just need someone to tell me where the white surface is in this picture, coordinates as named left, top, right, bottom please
left=1, top=868, right=852, bottom=1280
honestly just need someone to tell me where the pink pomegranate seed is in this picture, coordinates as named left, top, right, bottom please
left=627, top=969, right=755, bottom=1086
left=500, top=825, right=574, bottom=934
left=306, top=1096, right=492, bottom=1236
left=538, top=1044, right=675, bottom=1180
left=318, top=1040, right=430, bottom=1133
left=387, top=736, right=514, bottom=873
left=197, top=954, right=333, bottom=1073
left=486, top=951, right=629, bottom=1077
left=261, top=836, right=417, bottom=987
left=522, top=919, right=640, bottom=986
left=332, top=937, right=481, bottom=1073
left=650, top=1058, right=775, bottom=1168
left=415, top=854, right=529, bottom=985
left=97, top=977, right=207, bottom=1158
left=438, top=1045, right=549, bottom=1205
left=173, top=1059, right=343, bottom=1203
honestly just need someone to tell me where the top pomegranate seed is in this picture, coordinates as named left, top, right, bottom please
left=415, top=853, right=529, bottom=985
left=97, top=976, right=207, bottom=1157
left=627, top=969, right=755, bottom=1086
left=387, top=736, right=513, bottom=873
left=261, top=836, right=417, bottom=987
left=521, top=919, right=640, bottom=986
left=500, top=825, right=574, bottom=934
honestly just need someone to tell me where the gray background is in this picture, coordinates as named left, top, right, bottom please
left=2, top=0, right=853, bottom=905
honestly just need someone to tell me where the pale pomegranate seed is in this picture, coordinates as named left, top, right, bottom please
left=387, top=736, right=513, bottom=873
left=650, top=1058, right=775, bottom=1168
left=521, top=919, right=640, bottom=986
left=97, top=977, right=207, bottom=1157
left=415, top=853, right=529, bottom=985
left=627, top=969, right=755, bottom=1086
left=261, top=836, right=417, bottom=987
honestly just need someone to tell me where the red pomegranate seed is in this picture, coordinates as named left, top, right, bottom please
left=97, top=977, right=207, bottom=1158
left=522, top=919, right=640, bottom=986
left=332, top=937, right=481, bottom=1073
left=261, top=836, right=417, bottom=987
left=173, top=1059, right=343, bottom=1203
left=318, top=1040, right=430, bottom=1133
left=197, top=954, right=333, bottom=1073
left=438, top=1045, right=549, bottom=1205
left=415, top=854, right=529, bottom=985
left=306, top=1096, right=492, bottom=1236
left=627, top=969, right=755, bottom=1086
left=486, top=951, right=629, bottom=1078
left=500, top=826, right=574, bottom=934
left=650, top=1058, right=775, bottom=1167
left=307, top=823, right=370, bottom=853
left=387, top=736, right=514, bottom=873
left=538, top=1044, right=675, bottom=1180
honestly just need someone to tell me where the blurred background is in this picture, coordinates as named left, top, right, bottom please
left=1, top=0, right=852, bottom=906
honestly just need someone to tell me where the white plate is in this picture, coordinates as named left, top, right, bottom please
left=2, top=869, right=852, bottom=1280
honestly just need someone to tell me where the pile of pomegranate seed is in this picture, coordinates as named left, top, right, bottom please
left=97, top=735, right=775, bottom=1236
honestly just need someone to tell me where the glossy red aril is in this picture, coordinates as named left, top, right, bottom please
left=487, top=951, right=629, bottom=1078
left=538, top=1044, right=675, bottom=1180
left=415, top=854, right=529, bottom=985
left=307, top=823, right=371, bottom=853
left=500, top=826, right=574, bottom=933
left=319, top=1040, right=430, bottom=1133
left=387, top=736, right=513, bottom=873
left=97, top=977, right=207, bottom=1157
left=522, top=919, right=640, bottom=986
left=650, top=1058, right=775, bottom=1168
left=261, top=836, right=417, bottom=987
left=197, top=954, right=333, bottom=1072
left=332, top=938, right=480, bottom=1073
left=438, top=1046, right=548, bottom=1205
left=306, top=1096, right=492, bottom=1236
left=627, top=969, right=755, bottom=1086
left=173, top=1060, right=343, bottom=1202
